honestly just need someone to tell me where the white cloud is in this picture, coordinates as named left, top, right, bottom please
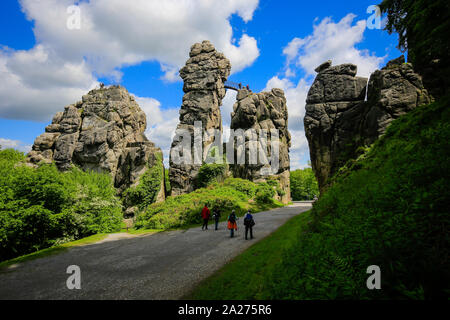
left=136, top=96, right=180, bottom=167
left=285, top=13, right=385, bottom=78
left=267, top=13, right=386, bottom=169
left=1, top=0, right=260, bottom=121
left=0, top=138, right=32, bottom=153
left=0, top=46, right=98, bottom=121
left=19, top=0, right=260, bottom=77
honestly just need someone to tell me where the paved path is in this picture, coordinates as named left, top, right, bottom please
left=0, top=203, right=312, bottom=300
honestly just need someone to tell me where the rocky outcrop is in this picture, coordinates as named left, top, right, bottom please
left=169, top=40, right=231, bottom=196
left=28, top=85, right=165, bottom=197
left=304, top=57, right=431, bottom=193
left=362, top=56, right=432, bottom=143
left=230, top=88, right=291, bottom=203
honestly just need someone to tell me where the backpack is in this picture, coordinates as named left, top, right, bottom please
left=244, top=214, right=255, bottom=227
left=229, top=214, right=236, bottom=224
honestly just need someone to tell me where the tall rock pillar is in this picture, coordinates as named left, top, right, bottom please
left=230, top=88, right=292, bottom=203
left=169, top=41, right=231, bottom=196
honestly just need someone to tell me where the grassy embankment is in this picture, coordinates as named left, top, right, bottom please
left=188, top=96, right=450, bottom=299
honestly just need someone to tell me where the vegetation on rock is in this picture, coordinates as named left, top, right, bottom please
left=122, top=153, right=165, bottom=210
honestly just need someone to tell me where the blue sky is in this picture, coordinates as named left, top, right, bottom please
left=0, top=0, right=402, bottom=169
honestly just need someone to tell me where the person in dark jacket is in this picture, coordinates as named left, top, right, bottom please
left=243, top=210, right=255, bottom=240
left=212, top=210, right=221, bottom=230
left=227, top=210, right=238, bottom=238
left=201, top=204, right=211, bottom=230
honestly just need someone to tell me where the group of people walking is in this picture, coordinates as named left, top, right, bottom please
left=201, top=204, right=255, bottom=240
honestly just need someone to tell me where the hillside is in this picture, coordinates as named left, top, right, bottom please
left=189, top=96, right=450, bottom=299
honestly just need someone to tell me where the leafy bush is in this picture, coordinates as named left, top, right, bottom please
left=255, top=183, right=276, bottom=204
left=267, top=97, right=450, bottom=299
left=0, top=150, right=122, bottom=262
left=122, top=157, right=164, bottom=210
left=195, top=163, right=227, bottom=189
left=222, top=178, right=258, bottom=198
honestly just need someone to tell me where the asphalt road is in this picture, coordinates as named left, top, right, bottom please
left=0, top=203, right=312, bottom=300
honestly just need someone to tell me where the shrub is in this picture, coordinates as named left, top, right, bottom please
left=255, top=183, right=276, bottom=204
left=0, top=151, right=122, bottom=262
left=222, top=178, right=258, bottom=198
left=122, top=158, right=164, bottom=210
left=195, top=163, right=227, bottom=189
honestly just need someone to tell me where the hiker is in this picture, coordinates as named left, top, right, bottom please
left=227, top=210, right=238, bottom=238
left=212, top=209, right=221, bottom=230
left=201, top=204, right=211, bottom=230
left=243, top=210, right=255, bottom=240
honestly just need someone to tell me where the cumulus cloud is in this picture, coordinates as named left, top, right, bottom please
left=19, top=0, right=259, bottom=76
left=0, top=45, right=98, bottom=121
left=0, top=0, right=260, bottom=121
left=0, top=138, right=32, bottom=153
left=284, top=13, right=385, bottom=78
left=135, top=96, right=180, bottom=167
left=268, top=13, right=386, bottom=169
left=264, top=77, right=310, bottom=170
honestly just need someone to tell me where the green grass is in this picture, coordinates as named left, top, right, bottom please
left=188, top=96, right=450, bottom=300
left=125, top=228, right=162, bottom=235
left=186, top=210, right=312, bottom=300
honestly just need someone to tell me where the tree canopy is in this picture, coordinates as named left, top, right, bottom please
left=379, top=0, right=450, bottom=97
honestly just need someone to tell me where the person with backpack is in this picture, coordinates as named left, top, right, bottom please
left=227, top=210, right=238, bottom=238
left=212, top=209, right=221, bottom=231
left=243, top=210, right=255, bottom=240
left=201, top=204, right=211, bottom=230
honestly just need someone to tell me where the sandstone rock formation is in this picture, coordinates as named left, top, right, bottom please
left=230, top=88, right=291, bottom=203
left=169, top=40, right=231, bottom=196
left=28, top=85, right=165, bottom=199
left=304, top=57, right=431, bottom=193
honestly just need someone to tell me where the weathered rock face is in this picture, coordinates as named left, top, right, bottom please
left=28, top=85, right=165, bottom=197
left=230, top=88, right=291, bottom=203
left=169, top=40, right=231, bottom=196
left=362, top=56, right=432, bottom=143
left=304, top=57, right=431, bottom=193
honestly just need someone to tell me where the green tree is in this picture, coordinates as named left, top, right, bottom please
left=290, top=167, right=319, bottom=200
left=0, top=149, right=122, bottom=262
left=379, top=0, right=450, bottom=97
